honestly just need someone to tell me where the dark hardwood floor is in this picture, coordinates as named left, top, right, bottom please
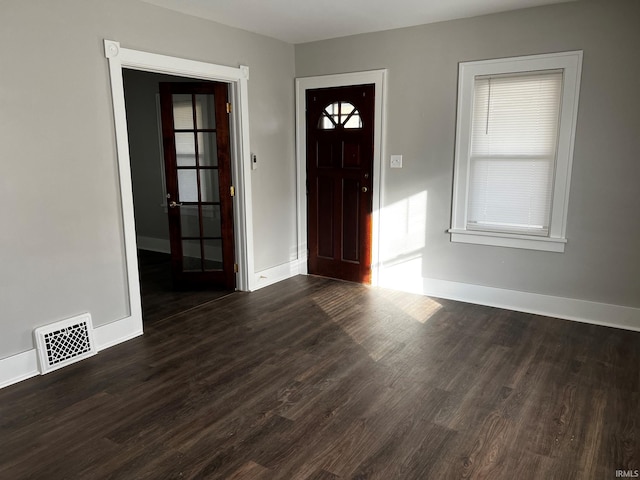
left=138, top=249, right=233, bottom=323
left=0, top=275, right=638, bottom=479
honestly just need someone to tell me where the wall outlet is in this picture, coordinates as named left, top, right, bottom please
left=390, top=155, right=403, bottom=168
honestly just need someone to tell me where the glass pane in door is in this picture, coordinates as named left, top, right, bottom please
left=172, top=94, right=194, bottom=129
left=182, top=239, right=202, bottom=271
left=203, top=239, right=223, bottom=271
left=177, top=170, right=199, bottom=202
left=175, top=133, right=196, bottom=166
left=199, top=170, right=220, bottom=203
left=203, top=206, right=222, bottom=237
left=195, top=94, right=216, bottom=129
left=197, top=133, right=218, bottom=167
left=180, top=207, right=201, bottom=237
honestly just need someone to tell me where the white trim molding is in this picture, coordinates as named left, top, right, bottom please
left=104, top=40, right=144, bottom=339
left=378, top=273, right=640, bottom=332
left=0, top=316, right=143, bottom=390
left=93, top=316, right=144, bottom=351
left=103, top=40, right=254, bottom=297
left=0, top=350, right=38, bottom=390
left=104, top=40, right=254, bottom=292
left=295, top=70, right=387, bottom=284
left=448, top=229, right=567, bottom=252
left=252, top=259, right=307, bottom=291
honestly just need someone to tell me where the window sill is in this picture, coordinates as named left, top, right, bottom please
left=448, top=228, right=566, bottom=252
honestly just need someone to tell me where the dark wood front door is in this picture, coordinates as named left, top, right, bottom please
left=306, top=84, right=375, bottom=284
left=159, top=82, right=235, bottom=290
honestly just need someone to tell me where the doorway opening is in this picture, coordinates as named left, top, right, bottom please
left=104, top=39, right=254, bottom=336
left=296, top=70, right=386, bottom=286
left=123, top=70, right=234, bottom=323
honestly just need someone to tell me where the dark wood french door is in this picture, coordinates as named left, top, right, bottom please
left=306, top=84, right=375, bottom=284
left=159, top=82, right=235, bottom=290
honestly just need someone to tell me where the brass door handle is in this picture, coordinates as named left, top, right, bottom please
left=169, top=201, right=183, bottom=208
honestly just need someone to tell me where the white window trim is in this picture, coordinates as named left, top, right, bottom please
left=449, top=51, right=583, bottom=253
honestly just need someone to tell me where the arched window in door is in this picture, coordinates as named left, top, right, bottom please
left=318, top=101, right=363, bottom=129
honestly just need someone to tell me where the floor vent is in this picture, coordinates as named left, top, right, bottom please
left=34, top=313, right=97, bottom=374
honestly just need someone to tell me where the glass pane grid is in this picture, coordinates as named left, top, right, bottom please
left=318, top=101, right=363, bottom=130
left=171, top=91, right=224, bottom=274
left=177, top=169, right=220, bottom=203
left=195, top=94, right=216, bottom=129
left=172, top=94, right=194, bottom=129
left=180, top=238, right=223, bottom=272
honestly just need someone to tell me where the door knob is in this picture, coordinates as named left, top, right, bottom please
left=361, top=187, right=368, bottom=193
left=169, top=201, right=183, bottom=208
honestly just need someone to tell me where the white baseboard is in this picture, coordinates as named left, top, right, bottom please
left=378, top=272, right=640, bottom=332
left=251, top=258, right=306, bottom=291
left=4, top=268, right=636, bottom=390
left=0, top=350, right=39, bottom=390
left=0, top=314, right=143, bottom=390
left=94, top=315, right=144, bottom=351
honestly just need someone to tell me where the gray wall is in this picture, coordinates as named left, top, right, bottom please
left=0, top=0, right=296, bottom=359
left=296, top=0, right=640, bottom=308
left=2, top=0, right=638, bottom=362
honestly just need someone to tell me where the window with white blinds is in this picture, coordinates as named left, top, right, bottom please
left=450, top=51, right=583, bottom=252
left=468, top=71, right=562, bottom=235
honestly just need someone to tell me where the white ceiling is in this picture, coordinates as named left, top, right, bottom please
left=140, top=0, right=577, bottom=44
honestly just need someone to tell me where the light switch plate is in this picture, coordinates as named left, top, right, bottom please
left=390, top=155, right=403, bottom=168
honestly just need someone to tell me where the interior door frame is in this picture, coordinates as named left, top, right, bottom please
left=295, top=70, right=386, bottom=285
left=104, top=39, right=255, bottom=331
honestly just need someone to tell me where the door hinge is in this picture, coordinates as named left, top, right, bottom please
left=234, top=263, right=239, bottom=273
left=226, top=102, right=232, bottom=114
left=230, top=185, right=235, bottom=197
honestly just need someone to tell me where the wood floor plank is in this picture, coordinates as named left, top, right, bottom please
left=1, top=274, right=639, bottom=479
left=227, top=461, right=273, bottom=480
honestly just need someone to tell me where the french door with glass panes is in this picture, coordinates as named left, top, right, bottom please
left=159, top=82, right=235, bottom=289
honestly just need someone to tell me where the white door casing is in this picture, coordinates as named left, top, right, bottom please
left=104, top=39, right=255, bottom=336
left=295, top=70, right=386, bottom=285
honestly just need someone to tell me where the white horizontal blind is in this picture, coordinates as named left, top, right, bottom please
left=468, top=71, right=563, bottom=235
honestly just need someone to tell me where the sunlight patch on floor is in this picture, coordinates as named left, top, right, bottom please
left=310, top=278, right=443, bottom=362
left=378, top=288, right=443, bottom=324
